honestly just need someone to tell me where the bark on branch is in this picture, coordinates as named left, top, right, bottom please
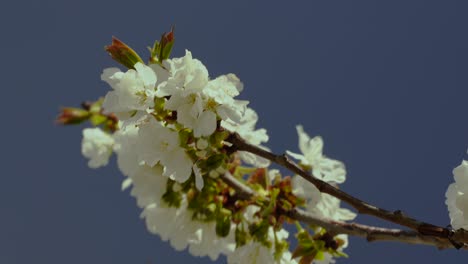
left=226, top=132, right=468, bottom=248
left=220, top=171, right=467, bottom=250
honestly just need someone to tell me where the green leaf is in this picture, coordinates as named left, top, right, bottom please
left=216, top=210, right=232, bottom=237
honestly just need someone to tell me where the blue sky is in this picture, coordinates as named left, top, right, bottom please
left=1, top=0, right=467, bottom=263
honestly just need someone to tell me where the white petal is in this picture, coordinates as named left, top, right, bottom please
left=135, top=62, right=157, bottom=88
left=193, top=164, right=204, bottom=191
left=101, top=67, right=121, bottom=87
left=121, top=178, right=132, bottom=191
left=194, top=111, right=217, bottom=137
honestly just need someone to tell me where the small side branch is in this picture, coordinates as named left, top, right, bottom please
left=220, top=171, right=467, bottom=249
left=226, top=132, right=468, bottom=246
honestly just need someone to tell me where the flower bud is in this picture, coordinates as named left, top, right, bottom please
left=105, top=37, right=144, bottom=69
left=56, top=107, right=90, bottom=125
left=150, top=26, right=175, bottom=64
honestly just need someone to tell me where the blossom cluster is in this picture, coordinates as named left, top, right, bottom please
left=59, top=32, right=359, bottom=264
left=286, top=125, right=356, bottom=261
left=446, top=159, right=468, bottom=230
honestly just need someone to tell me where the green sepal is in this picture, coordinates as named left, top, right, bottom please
left=233, top=166, right=258, bottom=178
left=89, top=98, right=103, bottom=114
left=162, top=180, right=182, bottom=208
left=235, top=226, right=248, bottom=247
left=249, top=219, right=271, bottom=245
left=207, top=154, right=225, bottom=168
left=153, top=97, right=166, bottom=114
left=149, top=27, right=175, bottom=64
left=178, top=129, right=192, bottom=148
left=210, top=130, right=230, bottom=149
left=89, top=114, right=107, bottom=126
left=261, top=188, right=279, bottom=218
left=216, top=209, right=232, bottom=237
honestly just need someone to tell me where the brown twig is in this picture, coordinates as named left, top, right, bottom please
left=226, top=132, right=468, bottom=247
left=220, top=171, right=467, bottom=250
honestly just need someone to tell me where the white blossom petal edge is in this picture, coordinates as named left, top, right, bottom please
left=81, top=127, right=114, bottom=168
left=446, top=160, right=468, bottom=230
left=287, top=125, right=346, bottom=184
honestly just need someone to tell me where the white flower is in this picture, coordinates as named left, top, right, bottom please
left=81, top=127, right=114, bottom=168
left=142, top=198, right=189, bottom=245
left=155, top=50, right=219, bottom=137
left=127, top=164, right=168, bottom=208
left=204, top=73, right=243, bottom=103
left=101, top=62, right=164, bottom=116
left=292, top=176, right=322, bottom=208
left=227, top=205, right=296, bottom=264
left=222, top=107, right=270, bottom=167
left=156, top=50, right=209, bottom=98
left=446, top=160, right=468, bottom=230
left=204, top=74, right=245, bottom=123
left=227, top=241, right=275, bottom=264
left=293, top=176, right=355, bottom=222
left=293, top=177, right=354, bottom=264
left=288, top=125, right=355, bottom=264
left=309, top=193, right=356, bottom=222
left=227, top=227, right=297, bottom=264
left=142, top=196, right=235, bottom=260
left=188, top=223, right=236, bottom=261
left=222, top=107, right=267, bottom=145
left=137, top=118, right=193, bottom=184
left=113, top=124, right=142, bottom=176
left=287, top=125, right=345, bottom=184
left=170, top=93, right=217, bottom=137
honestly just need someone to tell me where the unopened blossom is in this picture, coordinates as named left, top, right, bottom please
left=137, top=118, right=193, bottom=184
left=446, top=160, right=468, bottom=230
left=287, top=125, right=345, bottom=184
left=81, top=127, right=114, bottom=168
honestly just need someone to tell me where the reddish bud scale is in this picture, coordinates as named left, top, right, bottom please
left=248, top=168, right=267, bottom=188
left=105, top=37, right=144, bottom=69
left=55, top=108, right=90, bottom=125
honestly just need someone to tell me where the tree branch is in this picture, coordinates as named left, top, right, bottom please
left=220, top=171, right=468, bottom=250
left=226, top=132, right=468, bottom=247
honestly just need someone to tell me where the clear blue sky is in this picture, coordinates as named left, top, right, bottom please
left=1, top=0, right=467, bottom=263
